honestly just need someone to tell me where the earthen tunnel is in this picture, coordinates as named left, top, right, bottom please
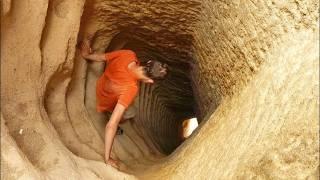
left=1, top=0, right=319, bottom=179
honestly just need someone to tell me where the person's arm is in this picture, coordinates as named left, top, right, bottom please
left=82, top=53, right=106, bottom=62
left=80, top=38, right=106, bottom=62
left=128, top=62, right=154, bottom=83
left=104, top=103, right=126, bottom=168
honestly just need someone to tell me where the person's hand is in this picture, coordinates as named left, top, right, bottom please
left=105, top=157, right=120, bottom=169
left=141, top=78, right=154, bottom=84
left=80, top=39, right=92, bottom=58
left=80, top=35, right=93, bottom=58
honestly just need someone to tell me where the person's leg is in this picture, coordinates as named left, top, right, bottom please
left=104, top=103, right=126, bottom=169
left=103, top=111, right=125, bottom=135
left=116, top=104, right=136, bottom=135
left=120, top=102, right=136, bottom=124
left=122, top=104, right=136, bottom=119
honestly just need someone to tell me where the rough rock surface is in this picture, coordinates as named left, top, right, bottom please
left=1, top=0, right=319, bottom=179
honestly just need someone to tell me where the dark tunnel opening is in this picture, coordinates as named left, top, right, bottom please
left=84, top=31, right=198, bottom=155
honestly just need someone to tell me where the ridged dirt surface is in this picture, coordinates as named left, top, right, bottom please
left=1, top=0, right=319, bottom=179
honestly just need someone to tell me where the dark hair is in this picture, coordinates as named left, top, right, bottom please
left=142, top=60, right=168, bottom=79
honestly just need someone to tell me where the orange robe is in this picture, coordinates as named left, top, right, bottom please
left=96, top=50, right=139, bottom=112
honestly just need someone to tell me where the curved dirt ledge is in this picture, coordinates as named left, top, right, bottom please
left=1, top=0, right=319, bottom=179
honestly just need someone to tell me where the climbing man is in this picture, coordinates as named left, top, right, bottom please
left=79, top=36, right=167, bottom=169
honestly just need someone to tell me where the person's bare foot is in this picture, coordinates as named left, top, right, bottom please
left=105, top=158, right=120, bottom=169
left=116, top=127, right=123, bottom=135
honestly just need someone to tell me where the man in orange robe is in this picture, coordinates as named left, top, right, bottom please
left=80, top=38, right=166, bottom=169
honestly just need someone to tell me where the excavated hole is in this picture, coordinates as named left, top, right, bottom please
left=84, top=32, right=198, bottom=157
left=2, top=0, right=318, bottom=178
left=54, top=0, right=208, bottom=172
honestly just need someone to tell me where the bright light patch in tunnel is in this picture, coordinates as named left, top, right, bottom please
left=182, top=118, right=198, bottom=138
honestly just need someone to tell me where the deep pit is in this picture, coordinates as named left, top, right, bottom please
left=1, top=0, right=319, bottom=179
left=85, top=33, right=198, bottom=155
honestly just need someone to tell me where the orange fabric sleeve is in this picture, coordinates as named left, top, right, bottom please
left=117, top=86, right=138, bottom=108
left=105, top=51, right=122, bottom=62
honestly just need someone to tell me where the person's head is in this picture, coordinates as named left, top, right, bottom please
left=143, top=60, right=168, bottom=80
left=130, top=60, right=168, bottom=84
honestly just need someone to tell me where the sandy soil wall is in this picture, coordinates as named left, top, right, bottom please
left=1, top=0, right=319, bottom=179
